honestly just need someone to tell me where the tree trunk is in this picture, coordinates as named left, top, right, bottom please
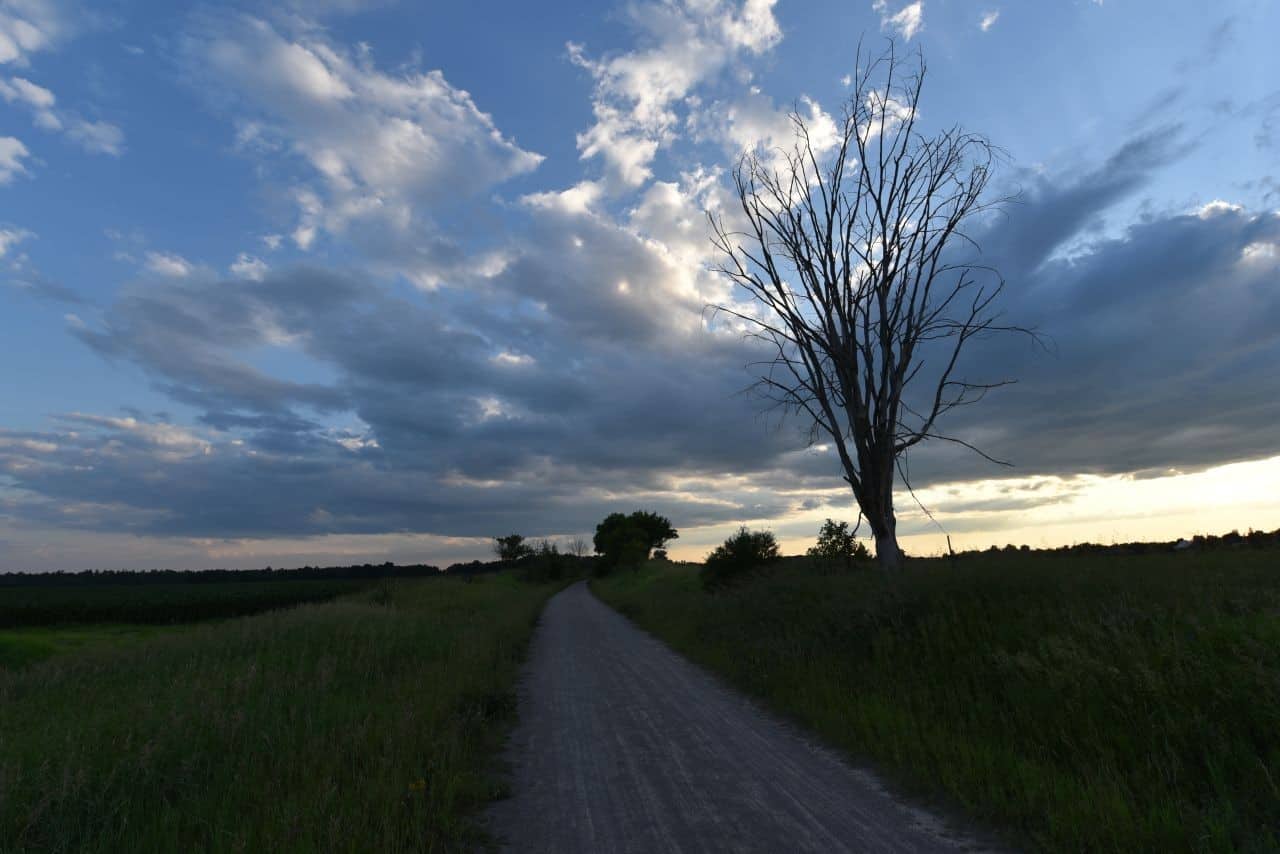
left=868, top=480, right=903, bottom=571
left=873, top=525, right=903, bottom=571
left=862, top=452, right=904, bottom=571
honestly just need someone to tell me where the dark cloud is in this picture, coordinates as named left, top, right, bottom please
left=987, top=124, right=1190, bottom=277
left=907, top=204, right=1280, bottom=484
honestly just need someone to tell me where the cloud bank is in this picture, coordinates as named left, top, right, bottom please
left=3, top=0, right=1278, bottom=568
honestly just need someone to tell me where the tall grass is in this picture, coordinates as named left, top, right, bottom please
left=0, top=574, right=560, bottom=852
left=0, top=624, right=181, bottom=669
left=594, top=552, right=1280, bottom=852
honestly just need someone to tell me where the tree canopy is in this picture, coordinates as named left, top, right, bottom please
left=593, top=511, right=678, bottom=571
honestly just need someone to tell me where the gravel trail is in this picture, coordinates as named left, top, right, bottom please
left=485, top=581, right=1000, bottom=853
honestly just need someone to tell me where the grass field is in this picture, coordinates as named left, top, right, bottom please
left=0, top=574, right=563, bottom=852
left=0, top=623, right=184, bottom=669
left=0, top=579, right=368, bottom=628
left=594, top=552, right=1280, bottom=853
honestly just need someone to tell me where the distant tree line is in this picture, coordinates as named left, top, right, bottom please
left=0, top=562, right=442, bottom=588
left=956, top=527, right=1280, bottom=558
left=469, top=510, right=679, bottom=583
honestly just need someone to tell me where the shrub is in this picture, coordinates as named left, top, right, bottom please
left=521, top=540, right=566, bottom=583
left=805, top=519, right=871, bottom=571
left=702, top=527, right=780, bottom=591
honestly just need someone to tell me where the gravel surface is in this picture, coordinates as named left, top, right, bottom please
left=485, top=581, right=1001, bottom=853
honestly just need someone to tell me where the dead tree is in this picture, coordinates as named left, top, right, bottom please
left=710, top=44, right=1022, bottom=571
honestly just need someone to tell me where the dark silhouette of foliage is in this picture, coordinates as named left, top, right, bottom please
left=493, top=534, right=534, bottom=562
left=702, top=527, right=781, bottom=591
left=443, top=552, right=596, bottom=580
left=521, top=540, right=568, bottom=583
left=627, top=510, right=679, bottom=550
left=0, top=580, right=365, bottom=628
left=807, top=519, right=871, bottom=571
left=593, top=511, right=678, bottom=574
left=0, top=561, right=440, bottom=589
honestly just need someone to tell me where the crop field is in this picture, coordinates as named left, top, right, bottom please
left=0, top=579, right=369, bottom=629
left=0, top=573, right=563, bottom=852
left=594, top=551, right=1280, bottom=853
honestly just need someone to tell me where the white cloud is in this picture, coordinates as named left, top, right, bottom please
left=979, top=10, right=999, bottom=32
left=0, top=0, right=63, bottom=66
left=569, top=0, right=781, bottom=188
left=230, top=252, right=269, bottom=280
left=1, top=75, right=125, bottom=154
left=284, top=0, right=396, bottom=13
left=521, top=180, right=605, bottom=216
left=0, top=5, right=124, bottom=159
left=626, top=167, right=735, bottom=277
left=188, top=14, right=543, bottom=271
left=874, top=1, right=924, bottom=41
left=62, top=413, right=212, bottom=458
left=0, top=74, right=50, bottom=105
left=1198, top=199, right=1243, bottom=218
left=706, top=91, right=839, bottom=174
left=490, top=350, right=535, bottom=367
left=0, top=225, right=30, bottom=256
left=0, top=135, right=29, bottom=183
left=1240, top=241, right=1277, bottom=266
left=143, top=250, right=195, bottom=278
left=261, top=233, right=283, bottom=251
left=66, top=117, right=124, bottom=155
left=207, top=36, right=353, bottom=102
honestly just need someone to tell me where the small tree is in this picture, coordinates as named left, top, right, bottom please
left=702, top=527, right=780, bottom=590
left=807, top=519, right=871, bottom=570
left=493, top=534, right=533, bottom=562
left=593, top=511, right=678, bottom=573
left=567, top=536, right=590, bottom=558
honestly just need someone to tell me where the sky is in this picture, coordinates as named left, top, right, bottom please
left=1, top=0, right=1278, bottom=571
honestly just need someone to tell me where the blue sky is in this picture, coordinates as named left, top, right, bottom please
left=2, top=0, right=1279, bottom=570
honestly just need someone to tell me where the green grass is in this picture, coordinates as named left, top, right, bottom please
left=0, top=624, right=182, bottom=669
left=0, top=579, right=368, bottom=628
left=0, top=574, right=562, bottom=853
left=594, top=552, right=1280, bottom=852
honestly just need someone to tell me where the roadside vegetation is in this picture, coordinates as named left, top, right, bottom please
left=0, top=573, right=564, bottom=852
left=594, top=546, right=1280, bottom=852
left=0, top=623, right=183, bottom=670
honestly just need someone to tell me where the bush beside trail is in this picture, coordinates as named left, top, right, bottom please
left=701, top=527, right=780, bottom=590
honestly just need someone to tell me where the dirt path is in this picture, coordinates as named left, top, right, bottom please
left=485, top=582, right=999, bottom=853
